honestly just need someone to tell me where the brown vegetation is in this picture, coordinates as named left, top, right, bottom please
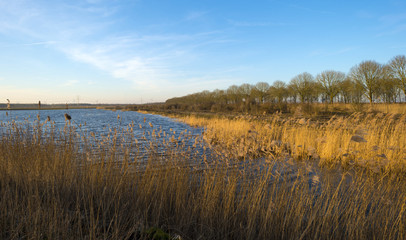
left=0, top=112, right=405, bottom=239
left=178, top=112, right=406, bottom=173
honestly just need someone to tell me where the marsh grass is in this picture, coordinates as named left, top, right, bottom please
left=181, top=111, right=406, bottom=173
left=290, top=103, right=406, bottom=115
left=0, top=116, right=405, bottom=239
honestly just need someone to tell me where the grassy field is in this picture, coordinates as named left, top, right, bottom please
left=0, top=111, right=405, bottom=239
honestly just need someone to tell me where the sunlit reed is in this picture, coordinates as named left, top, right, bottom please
left=0, top=114, right=404, bottom=239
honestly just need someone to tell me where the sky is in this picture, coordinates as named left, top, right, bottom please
left=1, top=0, right=406, bottom=104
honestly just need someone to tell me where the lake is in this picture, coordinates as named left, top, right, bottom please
left=0, top=108, right=344, bottom=189
left=0, top=108, right=202, bottom=137
left=0, top=109, right=210, bottom=165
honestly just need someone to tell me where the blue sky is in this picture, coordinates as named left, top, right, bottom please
left=1, top=0, right=406, bottom=104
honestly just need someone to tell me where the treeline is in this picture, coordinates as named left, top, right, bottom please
left=0, top=103, right=94, bottom=110
left=164, top=55, right=406, bottom=112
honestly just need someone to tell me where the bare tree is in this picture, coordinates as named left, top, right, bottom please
left=316, top=70, right=345, bottom=103
left=339, top=78, right=354, bottom=103
left=377, top=64, right=400, bottom=103
left=269, top=80, right=288, bottom=103
left=238, top=83, right=254, bottom=102
left=289, top=72, right=315, bottom=103
left=226, top=85, right=239, bottom=104
left=388, top=55, right=406, bottom=101
left=254, top=82, right=270, bottom=103
left=349, top=60, right=383, bottom=103
left=212, top=89, right=226, bottom=104
left=379, top=77, right=399, bottom=103
left=287, top=84, right=297, bottom=103
left=237, top=83, right=254, bottom=111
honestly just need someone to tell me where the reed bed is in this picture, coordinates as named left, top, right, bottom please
left=0, top=116, right=405, bottom=239
left=350, top=103, right=406, bottom=115
left=180, top=112, right=406, bottom=174
left=292, top=103, right=406, bottom=115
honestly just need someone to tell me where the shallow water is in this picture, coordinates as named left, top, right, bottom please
left=0, top=109, right=202, bottom=138
left=0, top=109, right=350, bottom=189
left=0, top=109, right=209, bottom=164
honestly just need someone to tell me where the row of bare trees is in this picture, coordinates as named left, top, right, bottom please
left=165, top=55, right=406, bottom=111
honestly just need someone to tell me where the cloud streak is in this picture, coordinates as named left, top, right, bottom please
left=288, top=4, right=335, bottom=15
left=22, top=41, right=56, bottom=46
left=375, top=13, right=406, bottom=37
left=227, top=19, right=291, bottom=27
left=63, top=80, right=79, bottom=87
left=0, top=0, right=233, bottom=94
left=309, top=47, right=357, bottom=57
left=185, top=11, right=208, bottom=21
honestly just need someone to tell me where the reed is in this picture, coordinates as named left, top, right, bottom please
left=295, top=103, right=406, bottom=115
left=180, top=112, right=406, bottom=173
left=0, top=115, right=405, bottom=239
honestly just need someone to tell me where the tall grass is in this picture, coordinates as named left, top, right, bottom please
left=181, top=112, right=406, bottom=173
left=0, top=116, right=405, bottom=239
left=289, top=103, right=406, bottom=115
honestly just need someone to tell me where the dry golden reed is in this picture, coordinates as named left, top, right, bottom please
left=180, top=112, right=406, bottom=173
left=0, top=115, right=405, bottom=239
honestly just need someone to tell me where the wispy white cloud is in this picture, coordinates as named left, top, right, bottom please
left=379, top=13, right=406, bottom=24
left=0, top=1, right=198, bottom=86
left=355, top=10, right=375, bottom=19
left=309, top=47, right=356, bottom=57
left=185, top=11, right=208, bottom=21
left=0, top=41, right=56, bottom=48
left=228, top=19, right=291, bottom=27
left=289, top=4, right=335, bottom=15
left=376, top=24, right=406, bottom=37
left=375, top=13, right=406, bottom=37
left=63, top=40, right=180, bottom=91
left=389, top=44, right=406, bottom=50
left=63, top=80, right=79, bottom=87
left=86, top=0, right=102, bottom=4
left=64, top=2, right=119, bottom=17
left=56, top=26, right=233, bottom=90
left=0, top=0, right=238, bottom=102
left=22, top=41, right=56, bottom=46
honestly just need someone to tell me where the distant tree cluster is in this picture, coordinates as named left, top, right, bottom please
left=165, top=55, right=406, bottom=112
